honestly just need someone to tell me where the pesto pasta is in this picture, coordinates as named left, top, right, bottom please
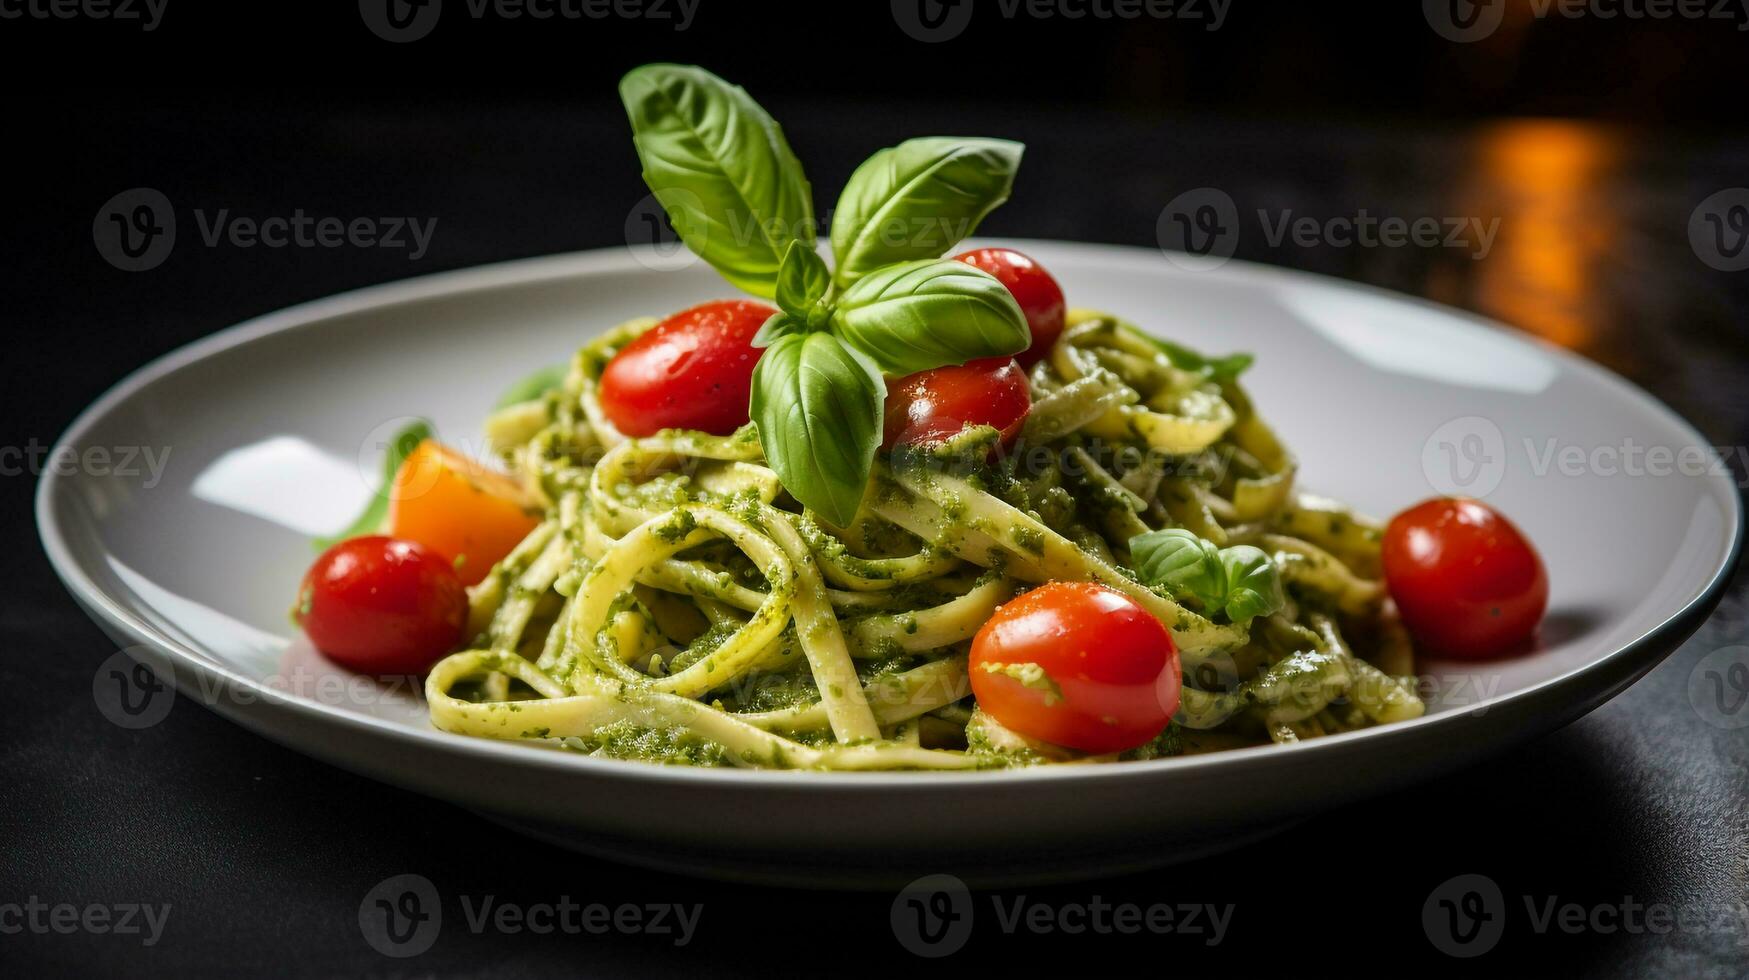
left=421, top=308, right=1426, bottom=769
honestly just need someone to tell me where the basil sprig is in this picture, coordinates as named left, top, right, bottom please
left=619, top=64, right=1031, bottom=524
left=1129, top=528, right=1286, bottom=624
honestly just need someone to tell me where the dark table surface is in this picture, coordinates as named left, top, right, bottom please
left=7, top=79, right=1749, bottom=977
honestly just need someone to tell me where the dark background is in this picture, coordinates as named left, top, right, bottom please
left=6, top=1, right=1749, bottom=976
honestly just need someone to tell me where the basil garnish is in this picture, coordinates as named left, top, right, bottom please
left=619, top=64, right=1031, bottom=521
left=1128, top=326, right=1254, bottom=385
left=493, top=363, right=566, bottom=409
left=1220, top=545, right=1286, bottom=623
left=1129, top=528, right=1285, bottom=623
left=829, top=259, right=1029, bottom=376
left=828, top=136, right=1023, bottom=289
left=751, top=311, right=806, bottom=348
left=619, top=64, right=814, bottom=298
left=1130, top=528, right=1225, bottom=602
left=750, top=333, right=885, bottom=526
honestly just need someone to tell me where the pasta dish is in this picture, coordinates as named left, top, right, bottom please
left=292, top=64, right=1548, bottom=770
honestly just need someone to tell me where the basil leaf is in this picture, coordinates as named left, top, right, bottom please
left=619, top=64, right=814, bottom=298
left=1124, top=323, right=1254, bottom=385
left=1220, top=545, right=1286, bottom=623
left=315, top=419, right=432, bottom=550
left=774, top=240, right=832, bottom=327
left=1128, top=530, right=1285, bottom=624
left=493, top=363, right=566, bottom=409
left=750, top=333, right=884, bottom=526
left=751, top=311, right=806, bottom=348
left=1161, top=342, right=1253, bottom=385
left=829, top=259, right=1029, bottom=376
left=1129, top=528, right=1226, bottom=608
left=829, top=137, right=1023, bottom=289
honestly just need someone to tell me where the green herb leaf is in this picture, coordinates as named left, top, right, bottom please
left=619, top=64, right=814, bottom=298
left=1129, top=528, right=1225, bottom=605
left=1128, top=529, right=1285, bottom=623
left=829, top=137, right=1023, bottom=289
left=829, top=259, right=1029, bottom=376
left=774, top=240, right=832, bottom=326
left=751, top=311, right=806, bottom=348
left=493, top=364, right=567, bottom=409
left=314, top=419, right=432, bottom=550
left=1124, top=323, right=1254, bottom=385
left=1220, top=545, right=1286, bottom=622
left=750, top=332, right=884, bottom=526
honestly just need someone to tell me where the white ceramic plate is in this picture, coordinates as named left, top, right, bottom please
left=38, top=241, right=1742, bottom=887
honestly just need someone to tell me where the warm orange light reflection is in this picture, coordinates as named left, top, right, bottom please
left=1461, top=120, right=1621, bottom=353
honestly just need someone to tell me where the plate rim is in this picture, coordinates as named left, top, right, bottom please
left=36, top=240, right=1746, bottom=789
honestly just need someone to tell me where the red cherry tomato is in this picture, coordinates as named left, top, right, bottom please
left=598, top=299, right=777, bottom=436
left=952, top=247, right=1066, bottom=367
left=882, top=357, right=1031, bottom=450
left=1382, top=498, right=1548, bottom=660
left=970, top=581, right=1180, bottom=753
left=295, top=536, right=467, bottom=674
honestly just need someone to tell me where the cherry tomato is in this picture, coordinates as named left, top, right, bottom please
left=970, top=581, right=1180, bottom=754
left=952, top=247, right=1066, bottom=367
left=598, top=299, right=777, bottom=437
left=1382, top=497, right=1548, bottom=660
left=882, top=357, right=1031, bottom=450
left=295, top=536, right=467, bottom=675
left=388, top=439, right=540, bottom=587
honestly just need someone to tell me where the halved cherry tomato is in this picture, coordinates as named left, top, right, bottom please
left=882, top=357, right=1031, bottom=450
left=389, top=439, right=540, bottom=586
left=970, top=581, right=1180, bottom=754
left=296, top=536, right=467, bottom=674
left=598, top=299, right=777, bottom=437
left=1382, top=497, right=1548, bottom=660
left=952, top=247, right=1066, bottom=367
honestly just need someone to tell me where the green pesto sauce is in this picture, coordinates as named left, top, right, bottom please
left=665, top=621, right=741, bottom=672
left=978, top=660, right=1064, bottom=705
left=963, top=722, right=1049, bottom=769
left=567, top=720, right=732, bottom=767
left=726, top=661, right=820, bottom=713
left=1010, top=523, right=1046, bottom=555
left=1119, top=724, right=1185, bottom=761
